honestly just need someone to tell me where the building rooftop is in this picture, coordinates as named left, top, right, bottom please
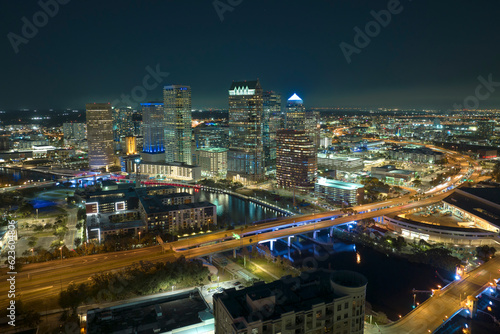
left=196, top=147, right=228, bottom=153
left=87, top=289, right=212, bottom=334
left=140, top=196, right=215, bottom=215
left=214, top=270, right=366, bottom=328
left=229, top=80, right=260, bottom=90
left=443, top=188, right=500, bottom=229
left=316, top=177, right=364, bottom=190
left=287, top=93, right=303, bottom=102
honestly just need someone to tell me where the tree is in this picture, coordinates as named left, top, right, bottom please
left=27, top=236, right=38, bottom=248
left=74, top=237, right=82, bottom=248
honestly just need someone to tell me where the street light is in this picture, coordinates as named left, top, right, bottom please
left=138, top=231, right=141, bottom=242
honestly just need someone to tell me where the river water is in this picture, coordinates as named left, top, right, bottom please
left=1, top=167, right=452, bottom=319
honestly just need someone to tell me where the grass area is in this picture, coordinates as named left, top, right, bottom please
left=249, top=257, right=298, bottom=279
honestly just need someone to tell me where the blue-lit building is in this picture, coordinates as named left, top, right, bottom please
left=141, top=102, right=165, bottom=163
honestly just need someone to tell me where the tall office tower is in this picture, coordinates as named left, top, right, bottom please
left=112, top=107, right=134, bottom=141
left=124, top=136, right=137, bottom=155
left=141, top=102, right=165, bottom=163
left=131, top=111, right=143, bottom=136
left=164, top=85, right=192, bottom=164
left=477, top=120, right=495, bottom=139
left=193, top=122, right=229, bottom=149
left=262, top=91, right=282, bottom=171
left=227, top=80, right=264, bottom=184
left=86, top=103, right=115, bottom=170
left=285, top=93, right=306, bottom=130
left=305, top=110, right=320, bottom=148
left=276, top=129, right=317, bottom=191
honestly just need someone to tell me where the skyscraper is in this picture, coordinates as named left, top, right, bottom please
left=276, top=129, right=317, bottom=191
left=227, top=80, right=264, bottom=183
left=86, top=103, right=115, bottom=170
left=141, top=102, right=165, bottom=163
left=164, top=85, right=192, bottom=164
left=263, top=91, right=281, bottom=171
left=285, top=93, right=306, bottom=130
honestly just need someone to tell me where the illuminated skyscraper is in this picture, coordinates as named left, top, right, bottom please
left=86, top=103, right=115, bottom=170
left=285, top=93, right=306, bottom=130
left=227, top=80, right=264, bottom=183
left=141, top=102, right=165, bottom=163
left=276, top=129, right=317, bottom=191
left=263, top=91, right=281, bottom=171
left=164, top=85, right=192, bottom=164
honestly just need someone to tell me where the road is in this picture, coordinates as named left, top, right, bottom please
left=0, top=145, right=479, bottom=320
left=0, top=191, right=450, bottom=310
left=368, top=256, right=500, bottom=334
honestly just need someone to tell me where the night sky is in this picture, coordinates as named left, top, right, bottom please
left=1, top=0, right=499, bottom=110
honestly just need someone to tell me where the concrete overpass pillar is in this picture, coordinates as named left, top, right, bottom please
left=270, top=240, right=274, bottom=251
left=233, top=249, right=236, bottom=258
left=313, top=230, right=318, bottom=239
left=329, top=227, right=334, bottom=237
left=209, top=255, right=212, bottom=263
left=288, top=236, right=292, bottom=247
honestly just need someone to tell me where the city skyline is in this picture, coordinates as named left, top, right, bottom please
left=1, top=1, right=500, bottom=110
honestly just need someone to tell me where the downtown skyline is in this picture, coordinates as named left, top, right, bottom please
left=0, top=0, right=499, bottom=111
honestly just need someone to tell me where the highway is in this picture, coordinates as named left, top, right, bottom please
left=372, top=255, right=500, bottom=334
left=0, top=191, right=450, bottom=311
left=0, top=145, right=480, bottom=323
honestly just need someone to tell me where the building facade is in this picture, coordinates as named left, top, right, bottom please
left=164, top=85, right=192, bottom=164
left=263, top=91, right=282, bottom=171
left=276, top=129, right=317, bottom=191
left=139, top=199, right=216, bottom=232
left=141, top=102, right=166, bottom=163
left=196, top=147, right=228, bottom=177
left=214, top=270, right=367, bottom=334
left=315, top=177, right=364, bottom=205
left=227, top=80, right=264, bottom=184
left=86, top=103, right=115, bottom=170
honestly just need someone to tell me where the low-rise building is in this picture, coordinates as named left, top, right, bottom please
left=122, top=155, right=202, bottom=183
left=371, top=165, right=415, bottom=185
left=87, top=289, right=214, bottom=334
left=139, top=197, right=216, bottom=232
left=317, top=154, right=364, bottom=173
left=214, top=270, right=367, bottom=334
left=388, top=145, right=444, bottom=163
left=315, top=177, right=364, bottom=206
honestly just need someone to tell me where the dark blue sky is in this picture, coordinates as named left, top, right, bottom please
left=1, top=0, right=499, bottom=110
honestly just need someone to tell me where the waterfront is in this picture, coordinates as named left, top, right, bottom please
left=192, top=189, right=283, bottom=226
left=268, top=233, right=453, bottom=321
left=0, top=167, right=57, bottom=185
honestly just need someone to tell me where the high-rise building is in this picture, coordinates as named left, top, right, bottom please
left=86, top=103, right=115, bottom=170
left=63, top=122, right=86, bottom=141
left=196, top=147, right=228, bottom=177
left=141, top=102, right=165, bottom=163
left=214, top=270, right=367, bottom=334
left=285, top=93, right=306, bottom=130
left=227, top=80, right=264, bottom=184
left=305, top=110, right=320, bottom=148
left=124, top=136, right=137, bottom=155
left=112, top=107, right=134, bottom=141
left=263, top=91, right=281, bottom=171
left=164, top=85, right=192, bottom=164
left=193, top=122, right=229, bottom=149
left=276, top=129, right=317, bottom=191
